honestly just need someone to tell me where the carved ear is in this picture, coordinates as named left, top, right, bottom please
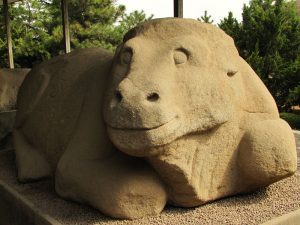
left=114, top=44, right=123, bottom=56
left=113, top=44, right=124, bottom=63
left=123, top=26, right=138, bottom=42
left=227, top=70, right=238, bottom=77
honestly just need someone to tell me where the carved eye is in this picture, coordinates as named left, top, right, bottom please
left=120, top=49, right=132, bottom=65
left=227, top=70, right=238, bottom=77
left=174, top=49, right=188, bottom=65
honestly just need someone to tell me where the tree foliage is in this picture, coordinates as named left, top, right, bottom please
left=198, top=10, right=214, bottom=24
left=1, top=0, right=54, bottom=67
left=219, top=0, right=300, bottom=111
left=0, top=0, right=150, bottom=68
left=218, top=12, right=240, bottom=41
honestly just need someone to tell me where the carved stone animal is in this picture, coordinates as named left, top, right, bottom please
left=14, top=18, right=297, bottom=219
left=0, top=69, right=29, bottom=149
left=104, top=18, right=297, bottom=205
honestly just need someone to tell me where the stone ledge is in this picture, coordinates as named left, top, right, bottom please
left=0, top=110, right=16, bottom=150
left=0, top=149, right=299, bottom=225
left=261, top=209, right=300, bottom=225
left=0, top=179, right=61, bottom=225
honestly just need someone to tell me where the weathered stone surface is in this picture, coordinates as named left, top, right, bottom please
left=14, top=18, right=297, bottom=219
left=0, top=68, right=29, bottom=111
left=0, top=69, right=29, bottom=150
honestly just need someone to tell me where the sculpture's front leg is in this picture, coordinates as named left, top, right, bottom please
left=55, top=151, right=167, bottom=219
left=238, top=119, right=297, bottom=188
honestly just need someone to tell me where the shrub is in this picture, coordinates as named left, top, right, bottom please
left=280, top=112, right=300, bottom=130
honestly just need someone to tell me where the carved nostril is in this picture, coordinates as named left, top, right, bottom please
left=147, top=92, right=160, bottom=102
left=115, top=90, right=123, bottom=102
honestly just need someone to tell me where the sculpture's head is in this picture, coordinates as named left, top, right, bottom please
left=103, top=18, right=244, bottom=157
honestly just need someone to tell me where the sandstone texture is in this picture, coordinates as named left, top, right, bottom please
left=14, top=48, right=166, bottom=219
left=0, top=68, right=29, bottom=111
left=0, top=69, right=29, bottom=150
left=14, top=18, right=297, bottom=219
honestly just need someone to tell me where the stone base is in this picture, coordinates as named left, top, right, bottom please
left=262, top=209, right=300, bottom=225
left=0, top=149, right=299, bottom=225
left=0, top=178, right=60, bottom=225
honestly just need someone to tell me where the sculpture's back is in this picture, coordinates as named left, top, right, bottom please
left=14, top=48, right=113, bottom=178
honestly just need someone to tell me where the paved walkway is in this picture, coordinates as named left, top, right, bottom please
left=295, top=131, right=300, bottom=171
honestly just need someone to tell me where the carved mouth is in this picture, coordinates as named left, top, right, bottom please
left=105, top=115, right=182, bottom=153
left=106, top=116, right=178, bottom=132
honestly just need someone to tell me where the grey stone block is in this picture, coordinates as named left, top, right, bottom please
left=0, top=110, right=16, bottom=150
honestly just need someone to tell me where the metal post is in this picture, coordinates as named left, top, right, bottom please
left=3, top=0, right=14, bottom=68
left=61, top=0, right=70, bottom=53
left=174, top=0, right=183, bottom=18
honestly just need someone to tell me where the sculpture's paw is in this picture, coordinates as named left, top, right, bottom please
left=99, top=169, right=168, bottom=219
left=55, top=155, right=167, bottom=220
left=14, top=129, right=52, bottom=181
left=238, top=119, right=297, bottom=186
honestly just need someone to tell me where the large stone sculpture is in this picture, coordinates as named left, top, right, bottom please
left=14, top=18, right=297, bottom=219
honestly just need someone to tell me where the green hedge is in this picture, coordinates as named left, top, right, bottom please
left=280, top=112, right=300, bottom=130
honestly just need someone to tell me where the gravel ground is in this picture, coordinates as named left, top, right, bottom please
left=0, top=132, right=299, bottom=225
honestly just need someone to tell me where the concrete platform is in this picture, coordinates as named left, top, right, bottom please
left=261, top=209, right=300, bottom=225
left=294, top=131, right=300, bottom=171
left=0, top=131, right=299, bottom=225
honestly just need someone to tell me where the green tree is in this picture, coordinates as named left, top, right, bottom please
left=219, top=0, right=300, bottom=111
left=198, top=10, right=214, bottom=24
left=114, top=10, right=153, bottom=43
left=0, top=0, right=150, bottom=68
left=241, top=0, right=300, bottom=111
left=218, top=12, right=240, bottom=41
left=0, top=6, right=9, bottom=67
left=48, top=0, right=127, bottom=51
left=0, top=0, right=54, bottom=68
